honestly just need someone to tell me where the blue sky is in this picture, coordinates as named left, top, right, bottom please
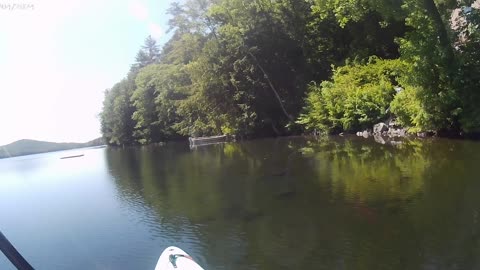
left=0, top=0, right=175, bottom=145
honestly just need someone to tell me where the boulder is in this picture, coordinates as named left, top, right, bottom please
left=388, top=128, right=407, bottom=137
left=374, top=135, right=386, bottom=144
left=373, top=123, right=388, bottom=134
left=388, top=119, right=398, bottom=127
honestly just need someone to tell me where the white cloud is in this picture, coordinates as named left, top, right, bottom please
left=129, top=1, right=165, bottom=40
left=129, top=0, right=149, bottom=21
left=148, top=23, right=164, bottom=39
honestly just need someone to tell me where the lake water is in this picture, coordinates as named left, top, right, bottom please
left=1, top=137, right=480, bottom=270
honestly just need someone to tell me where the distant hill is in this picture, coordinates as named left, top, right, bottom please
left=0, top=137, right=105, bottom=159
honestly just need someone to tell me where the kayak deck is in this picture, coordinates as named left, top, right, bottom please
left=155, top=246, right=205, bottom=270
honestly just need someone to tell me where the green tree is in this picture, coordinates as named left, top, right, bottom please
left=131, top=65, right=161, bottom=144
left=396, top=0, right=461, bottom=131
left=131, top=35, right=161, bottom=72
left=454, top=5, right=480, bottom=132
left=132, top=63, right=192, bottom=143
left=100, top=76, right=136, bottom=145
left=100, top=0, right=480, bottom=143
left=298, top=58, right=409, bottom=133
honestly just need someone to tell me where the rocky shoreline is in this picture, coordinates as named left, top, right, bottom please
left=356, top=119, right=406, bottom=136
left=354, top=119, right=413, bottom=145
left=351, top=118, right=478, bottom=145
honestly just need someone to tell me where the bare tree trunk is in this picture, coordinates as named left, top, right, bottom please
left=271, top=121, right=281, bottom=136
left=247, top=51, right=294, bottom=121
left=424, top=0, right=454, bottom=63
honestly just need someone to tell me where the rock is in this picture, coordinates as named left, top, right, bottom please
left=387, top=128, right=407, bottom=138
left=374, top=135, right=386, bottom=144
left=357, top=130, right=372, bottom=138
left=388, top=119, right=399, bottom=127
left=385, top=117, right=395, bottom=127
left=390, top=141, right=403, bottom=146
left=373, top=123, right=388, bottom=134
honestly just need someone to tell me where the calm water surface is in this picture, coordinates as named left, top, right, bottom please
left=1, top=137, right=480, bottom=270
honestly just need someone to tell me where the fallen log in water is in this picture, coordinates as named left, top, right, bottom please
left=60, top=154, right=84, bottom=159
left=188, top=135, right=228, bottom=147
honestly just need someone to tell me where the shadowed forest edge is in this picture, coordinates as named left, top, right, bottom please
left=100, top=0, right=480, bottom=146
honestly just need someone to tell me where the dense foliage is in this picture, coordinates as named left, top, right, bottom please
left=100, top=0, right=480, bottom=145
left=298, top=58, right=409, bottom=133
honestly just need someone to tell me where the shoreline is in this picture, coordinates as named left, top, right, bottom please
left=105, top=130, right=480, bottom=149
